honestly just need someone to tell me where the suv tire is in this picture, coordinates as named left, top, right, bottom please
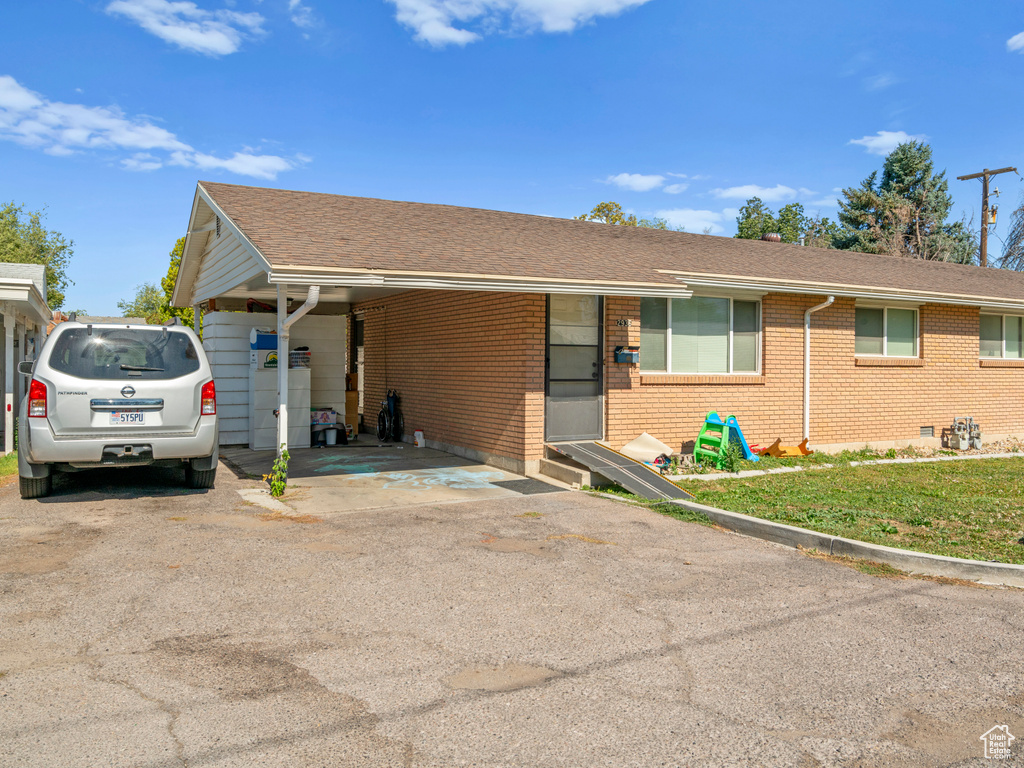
left=20, top=474, right=52, bottom=499
left=186, top=465, right=216, bottom=489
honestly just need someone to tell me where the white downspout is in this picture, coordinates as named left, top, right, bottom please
left=276, top=284, right=320, bottom=456
left=803, top=295, right=835, bottom=444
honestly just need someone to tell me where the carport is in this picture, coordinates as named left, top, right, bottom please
left=0, top=264, right=49, bottom=454
left=173, top=181, right=691, bottom=470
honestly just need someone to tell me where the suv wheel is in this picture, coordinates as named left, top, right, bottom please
left=185, top=464, right=216, bottom=490
left=20, top=474, right=52, bottom=499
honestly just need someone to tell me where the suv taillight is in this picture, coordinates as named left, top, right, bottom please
left=28, top=378, right=47, bottom=417
left=201, top=380, right=216, bottom=416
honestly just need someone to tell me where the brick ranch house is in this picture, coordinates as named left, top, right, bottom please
left=173, top=181, right=1024, bottom=475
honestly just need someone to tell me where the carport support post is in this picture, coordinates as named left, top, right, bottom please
left=3, top=308, right=13, bottom=455
left=276, top=284, right=289, bottom=457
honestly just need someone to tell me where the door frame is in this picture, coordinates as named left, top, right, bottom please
left=543, top=294, right=604, bottom=442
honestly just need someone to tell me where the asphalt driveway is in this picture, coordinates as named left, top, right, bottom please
left=1, top=464, right=1022, bottom=767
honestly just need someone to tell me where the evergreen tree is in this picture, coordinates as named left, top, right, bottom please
left=834, top=141, right=976, bottom=263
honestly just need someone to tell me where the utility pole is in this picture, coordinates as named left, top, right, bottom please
left=957, top=166, right=1017, bottom=267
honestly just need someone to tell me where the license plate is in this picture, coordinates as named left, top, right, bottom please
left=110, top=410, right=145, bottom=425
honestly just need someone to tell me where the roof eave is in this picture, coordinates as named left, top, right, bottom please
left=267, top=268, right=693, bottom=298
left=669, top=273, right=1024, bottom=310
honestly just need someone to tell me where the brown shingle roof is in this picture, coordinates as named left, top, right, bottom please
left=201, top=181, right=1024, bottom=303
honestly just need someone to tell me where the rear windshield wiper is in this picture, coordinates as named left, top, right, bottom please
left=120, top=364, right=164, bottom=371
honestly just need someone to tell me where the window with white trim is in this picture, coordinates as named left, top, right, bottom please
left=855, top=307, right=918, bottom=357
left=640, top=296, right=760, bottom=374
left=980, top=314, right=1024, bottom=358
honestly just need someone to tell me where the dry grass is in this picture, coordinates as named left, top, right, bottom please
left=800, top=548, right=996, bottom=588
left=256, top=511, right=322, bottom=524
left=546, top=533, right=616, bottom=545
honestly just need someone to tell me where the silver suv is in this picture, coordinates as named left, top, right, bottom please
left=17, top=320, right=219, bottom=499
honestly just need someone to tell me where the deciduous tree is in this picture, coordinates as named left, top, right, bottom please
left=734, top=198, right=838, bottom=246
left=997, top=196, right=1024, bottom=271
left=117, top=283, right=163, bottom=324
left=0, top=203, right=74, bottom=309
left=577, top=202, right=681, bottom=230
left=116, top=237, right=193, bottom=327
left=160, top=237, right=193, bottom=328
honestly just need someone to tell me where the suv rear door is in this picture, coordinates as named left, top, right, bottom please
left=42, top=326, right=207, bottom=436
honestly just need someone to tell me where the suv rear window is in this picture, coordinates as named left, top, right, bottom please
left=48, top=328, right=201, bottom=380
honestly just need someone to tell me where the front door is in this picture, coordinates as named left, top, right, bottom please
left=545, top=294, right=603, bottom=442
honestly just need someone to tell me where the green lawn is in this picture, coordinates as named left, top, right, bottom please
left=0, top=451, right=18, bottom=480
left=687, top=457, right=1024, bottom=565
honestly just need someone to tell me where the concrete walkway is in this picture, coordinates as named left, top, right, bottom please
left=222, top=444, right=562, bottom=515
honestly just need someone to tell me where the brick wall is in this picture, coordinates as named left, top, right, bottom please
left=354, top=290, right=546, bottom=471
left=356, top=290, right=1024, bottom=469
left=606, top=293, right=1024, bottom=453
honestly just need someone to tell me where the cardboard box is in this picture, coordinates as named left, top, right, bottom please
left=310, top=408, right=337, bottom=425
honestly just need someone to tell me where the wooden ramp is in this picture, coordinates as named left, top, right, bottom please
left=548, top=442, right=694, bottom=501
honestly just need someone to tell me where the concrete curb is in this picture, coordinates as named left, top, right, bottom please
left=666, top=498, right=1024, bottom=588
left=238, top=489, right=294, bottom=515
left=667, top=451, right=1024, bottom=482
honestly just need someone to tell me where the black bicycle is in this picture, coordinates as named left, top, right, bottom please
left=375, top=389, right=404, bottom=442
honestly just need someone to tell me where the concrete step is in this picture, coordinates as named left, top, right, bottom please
left=538, top=455, right=610, bottom=489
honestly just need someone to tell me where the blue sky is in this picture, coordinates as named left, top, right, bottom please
left=2, top=0, right=1024, bottom=314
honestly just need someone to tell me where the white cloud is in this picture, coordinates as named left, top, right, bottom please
left=655, top=208, right=738, bottom=235
left=169, top=149, right=298, bottom=179
left=864, top=73, right=896, bottom=91
left=710, top=184, right=808, bottom=203
left=1008, top=31, right=1024, bottom=52
left=808, top=197, right=839, bottom=209
left=605, top=172, right=664, bottom=192
left=848, top=130, right=926, bottom=155
left=0, top=75, right=301, bottom=179
left=122, top=152, right=163, bottom=171
left=288, top=0, right=316, bottom=29
left=106, top=0, right=265, bottom=56
left=386, top=0, right=653, bottom=47
left=663, top=183, right=688, bottom=194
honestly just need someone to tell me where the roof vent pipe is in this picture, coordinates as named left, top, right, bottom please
left=803, top=295, right=835, bottom=443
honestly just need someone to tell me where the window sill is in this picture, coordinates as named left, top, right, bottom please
left=854, top=357, right=924, bottom=367
left=640, top=374, right=765, bottom=385
left=979, top=358, right=1024, bottom=368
